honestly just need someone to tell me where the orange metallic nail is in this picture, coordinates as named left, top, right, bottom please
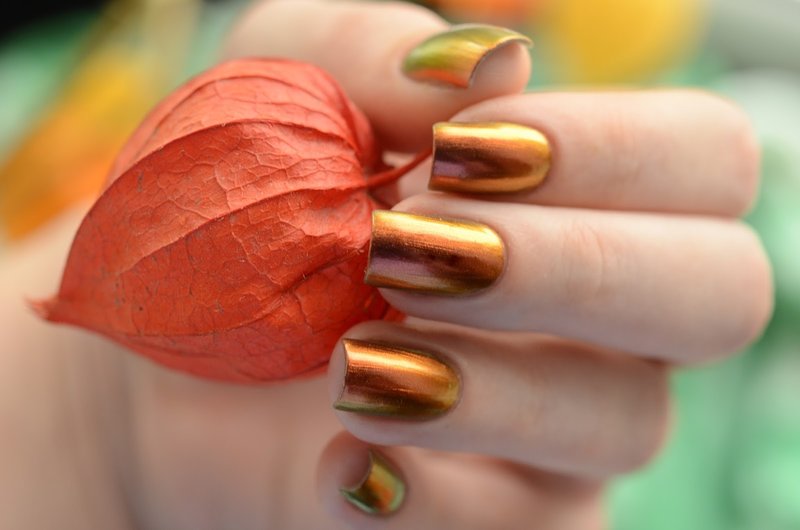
left=334, top=339, right=460, bottom=419
left=340, top=449, right=406, bottom=515
left=364, top=210, right=505, bottom=295
left=430, top=122, right=551, bottom=194
left=402, top=24, right=532, bottom=88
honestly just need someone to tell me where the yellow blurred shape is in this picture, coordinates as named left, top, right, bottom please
left=0, top=48, right=161, bottom=240
left=542, top=0, right=704, bottom=83
left=0, top=0, right=198, bottom=242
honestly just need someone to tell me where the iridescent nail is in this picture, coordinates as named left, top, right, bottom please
left=334, top=338, right=460, bottom=419
left=340, top=449, right=406, bottom=516
left=364, top=210, right=505, bottom=295
left=430, top=122, right=551, bottom=194
left=402, top=24, right=532, bottom=88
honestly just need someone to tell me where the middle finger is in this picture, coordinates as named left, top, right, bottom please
left=365, top=194, right=772, bottom=363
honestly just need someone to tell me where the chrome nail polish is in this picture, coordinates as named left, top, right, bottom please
left=340, top=449, right=406, bottom=515
left=365, top=210, right=505, bottom=295
left=402, top=24, right=532, bottom=88
left=430, top=122, right=551, bottom=193
left=334, top=338, right=460, bottom=419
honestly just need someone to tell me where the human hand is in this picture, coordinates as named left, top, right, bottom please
left=0, top=1, right=772, bottom=529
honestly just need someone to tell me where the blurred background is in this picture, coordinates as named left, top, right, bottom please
left=1, top=0, right=798, bottom=528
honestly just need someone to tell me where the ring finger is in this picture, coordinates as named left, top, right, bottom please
left=328, top=320, right=670, bottom=478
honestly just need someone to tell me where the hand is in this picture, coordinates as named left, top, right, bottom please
left=0, top=1, right=772, bottom=529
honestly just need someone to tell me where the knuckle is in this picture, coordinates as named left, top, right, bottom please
left=601, top=361, right=672, bottom=475
left=720, top=102, right=761, bottom=216
left=688, top=90, right=762, bottom=215
left=617, top=363, right=672, bottom=472
left=602, top=106, right=646, bottom=188
left=560, top=220, right=622, bottom=307
left=734, top=127, right=761, bottom=215
left=722, top=224, right=774, bottom=352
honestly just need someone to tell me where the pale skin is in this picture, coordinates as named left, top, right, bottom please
left=0, top=1, right=773, bottom=528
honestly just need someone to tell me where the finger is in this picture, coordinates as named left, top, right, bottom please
left=327, top=321, right=669, bottom=478
left=317, top=432, right=605, bottom=529
left=396, top=90, right=761, bottom=216
left=223, top=0, right=531, bottom=151
left=365, top=194, right=773, bottom=362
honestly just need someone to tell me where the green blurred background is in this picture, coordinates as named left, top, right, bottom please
left=1, top=1, right=798, bottom=528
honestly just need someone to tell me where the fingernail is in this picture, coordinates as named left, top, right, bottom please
left=402, top=24, right=532, bottom=88
left=340, top=449, right=406, bottom=516
left=430, top=122, right=551, bottom=194
left=365, top=210, right=505, bottom=295
left=335, top=339, right=460, bottom=419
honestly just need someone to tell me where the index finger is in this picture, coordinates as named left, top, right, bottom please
left=223, top=0, right=532, bottom=152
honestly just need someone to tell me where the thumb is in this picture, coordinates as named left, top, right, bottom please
left=223, top=0, right=531, bottom=152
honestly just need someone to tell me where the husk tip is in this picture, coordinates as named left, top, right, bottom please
left=27, top=296, right=58, bottom=321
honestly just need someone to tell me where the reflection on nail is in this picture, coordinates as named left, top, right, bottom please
left=402, top=24, right=532, bottom=88
left=365, top=210, right=505, bottom=295
left=340, top=449, right=406, bottom=516
left=334, top=338, right=460, bottom=419
left=430, top=122, right=551, bottom=194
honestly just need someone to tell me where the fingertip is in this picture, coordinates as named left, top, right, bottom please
left=327, top=321, right=397, bottom=410
left=469, top=40, right=532, bottom=95
left=316, top=432, right=371, bottom=520
left=317, top=433, right=408, bottom=526
left=385, top=27, right=533, bottom=151
left=327, top=338, right=347, bottom=407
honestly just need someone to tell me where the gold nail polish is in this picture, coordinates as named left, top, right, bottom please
left=430, top=122, right=551, bottom=194
left=334, top=339, right=460, bottom=419
left=365, top=210, right=505, bottom=295
left=402, top=24, right=532, bottom=88
left=340, top=449, right=406, bottom=516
